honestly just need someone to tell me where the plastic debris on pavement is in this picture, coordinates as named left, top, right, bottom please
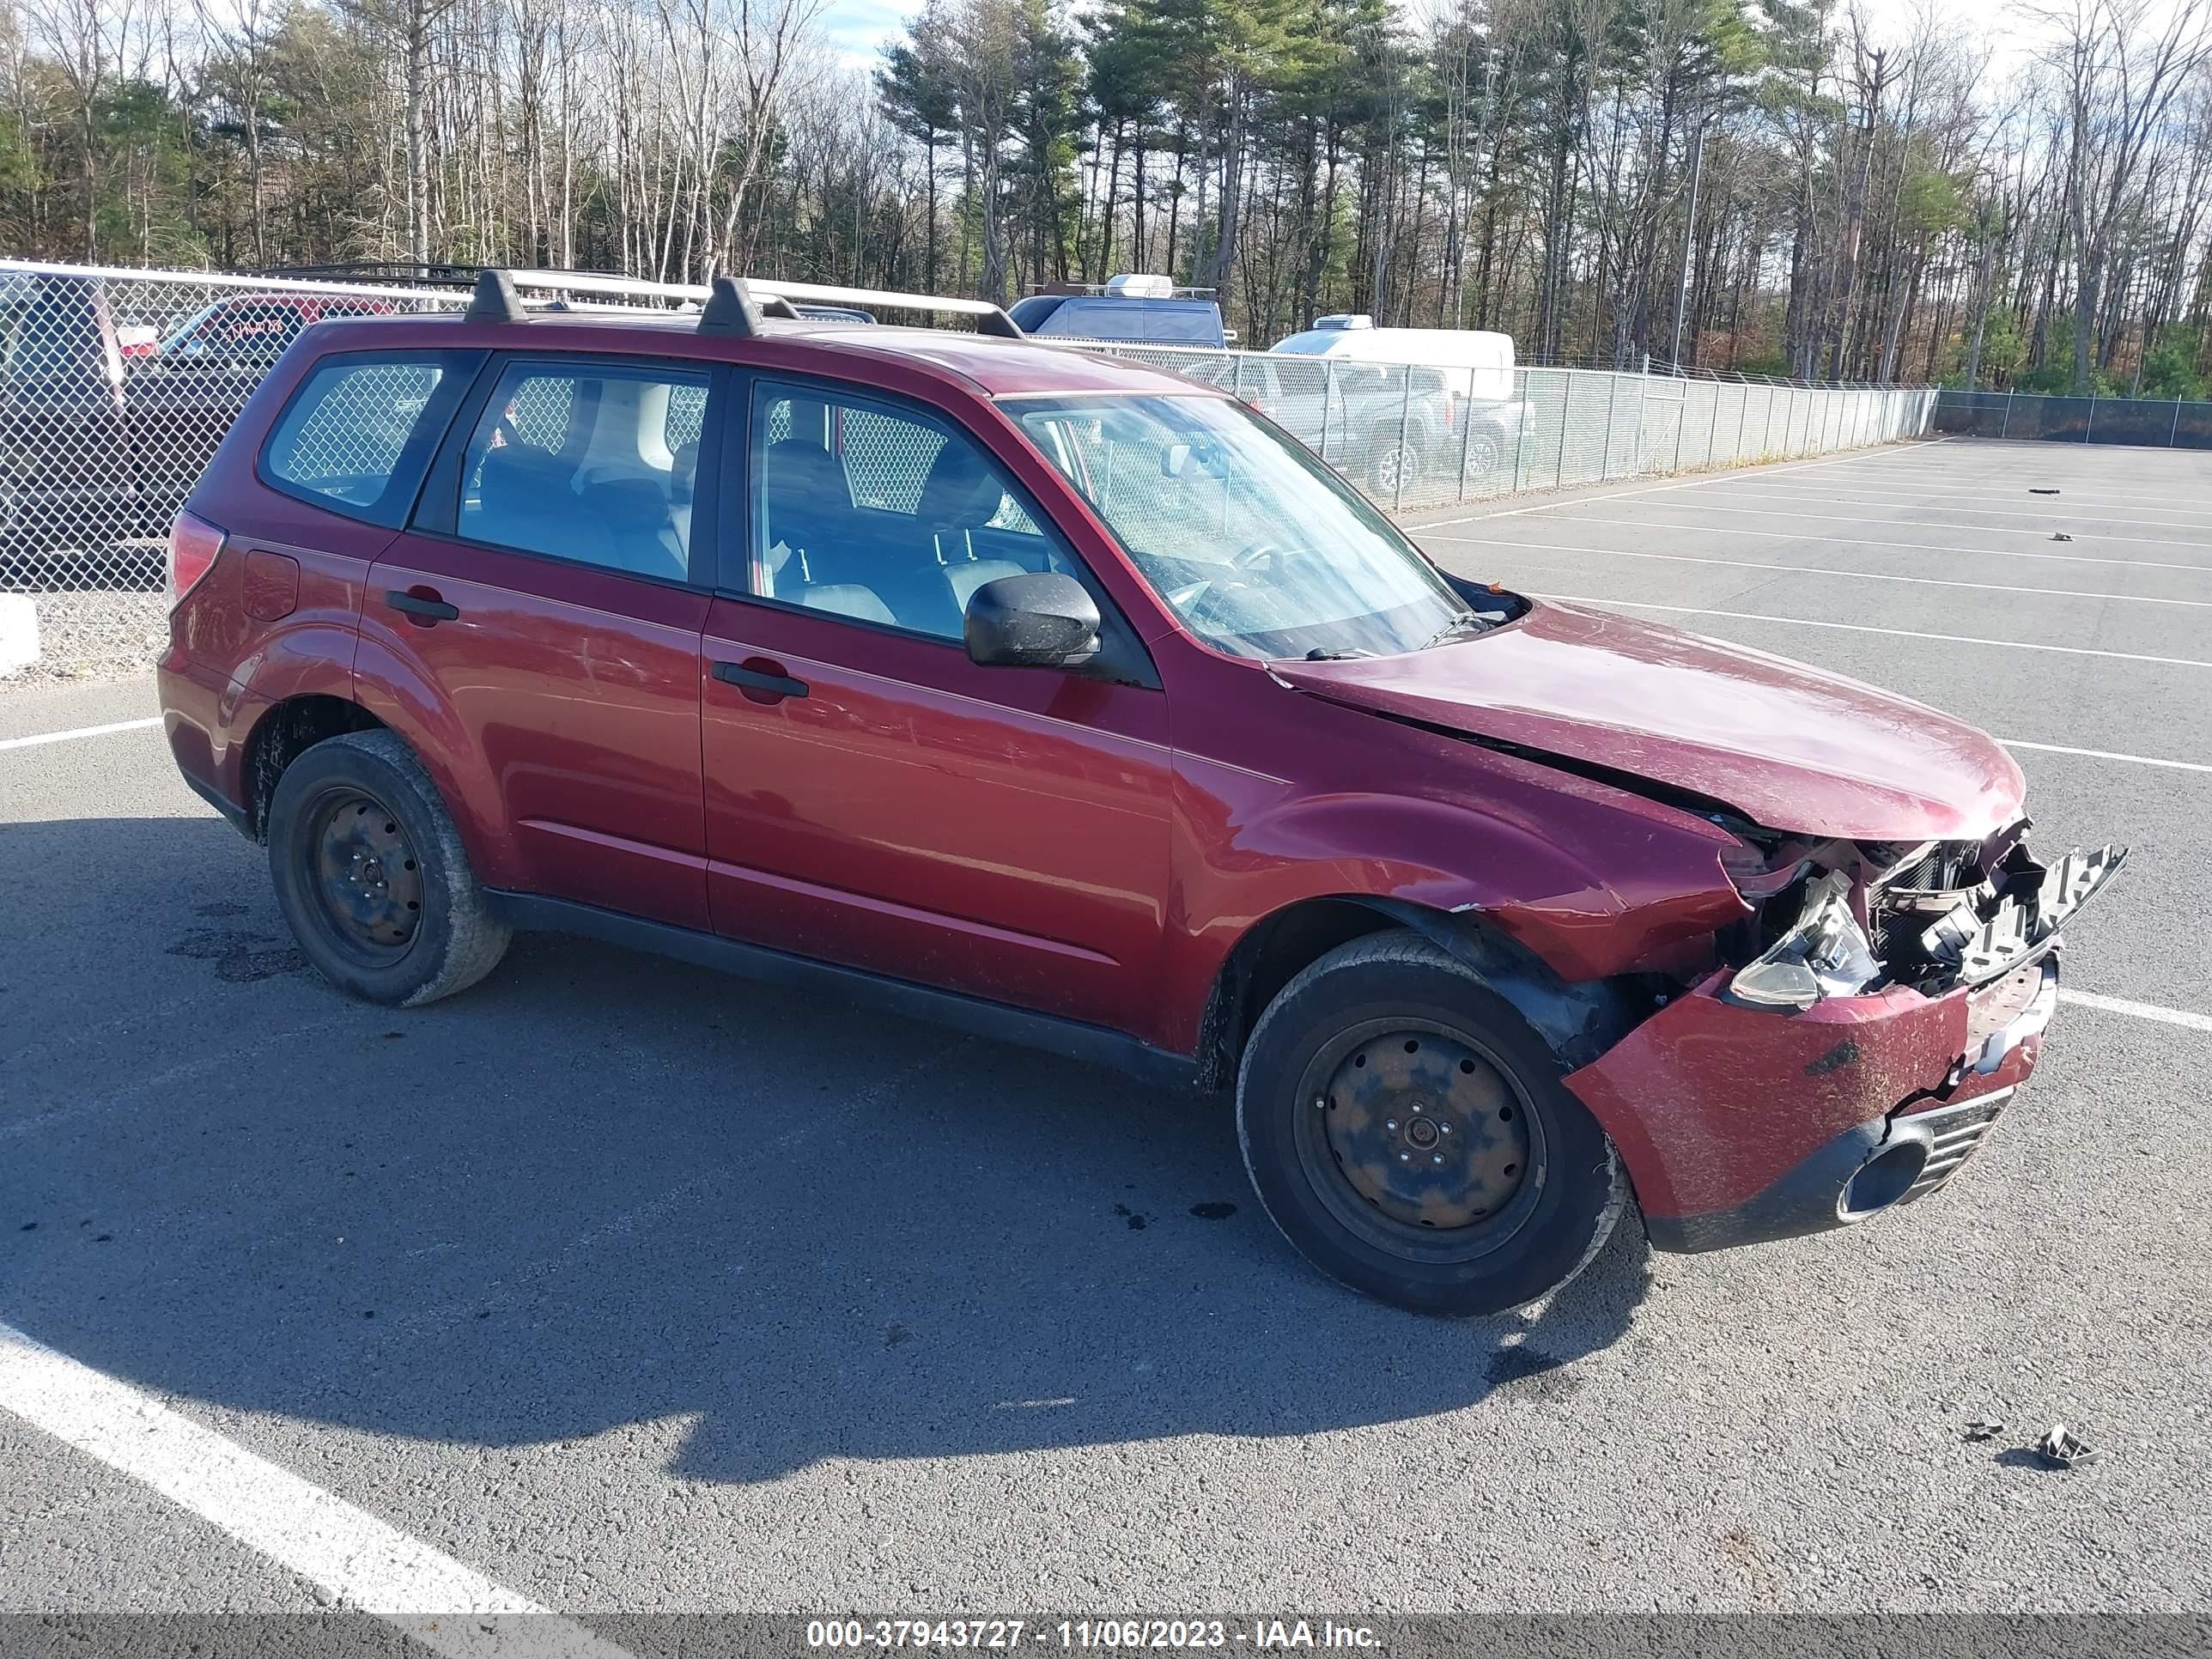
left=2033, top=1423, right=2102, bottom=1468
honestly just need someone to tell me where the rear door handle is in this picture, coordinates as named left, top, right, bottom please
left=713, top=659, right=810, bottom=702
left=385, top=589, right=459, bottom=623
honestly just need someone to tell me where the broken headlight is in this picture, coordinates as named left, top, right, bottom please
left=1727, top=872, right=1881, bottom=1012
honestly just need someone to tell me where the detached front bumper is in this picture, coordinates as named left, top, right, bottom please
left=1564, top=949, right=2066, bottom=1256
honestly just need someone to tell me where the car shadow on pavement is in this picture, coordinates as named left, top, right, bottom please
left=1, top=815, right=1652, bottom=1486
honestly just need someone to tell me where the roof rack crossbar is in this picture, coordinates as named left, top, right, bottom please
left=744, top=277, right=1024, bottom=338
left=497, top=269, right=1024, bottom=338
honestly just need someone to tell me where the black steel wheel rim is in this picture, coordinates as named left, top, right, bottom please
left=301, top=787, right=424, bottom=966
left=1291, top=1017, right=1545, bottom=1265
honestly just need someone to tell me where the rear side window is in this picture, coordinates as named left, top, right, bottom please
left=455, top=359, right=710, bottom=584
left=263, top=356, right=461, bottom=526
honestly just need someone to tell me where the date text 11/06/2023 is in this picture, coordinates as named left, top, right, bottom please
left=805, top=1620, right=1383, bottom=1650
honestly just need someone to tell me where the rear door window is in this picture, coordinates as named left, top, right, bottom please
left=454, top=358, right=711, bottom=584
left=261, top=353, right=473, bottom=526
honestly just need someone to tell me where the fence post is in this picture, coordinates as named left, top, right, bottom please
left=2084, top=390, right=2096, bottom=445
left=1231, top=355, right=1245, bottom=403
left=1601, top=372, right=1620, bottom=482
left=1392, top=368, right=1415, bottom=511
left=2174, top=395, right=2185, bottom=447
left=1513, top=373, right=1528, bottom=495
left=2000, top=391, right=2014, bottom=440
left=1673, top=377, right=1688, bottom=473
left=1735, top=384, right=1749, bottom=464
left=1455, top=368, right=1476, bottom=503
left=1557, top=375, right=1573, bottom=488
left=1320, top=360, right=1336, bottom=470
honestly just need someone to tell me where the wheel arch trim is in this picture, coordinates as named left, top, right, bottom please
left=1196, top=893, right=1642, bottom=1091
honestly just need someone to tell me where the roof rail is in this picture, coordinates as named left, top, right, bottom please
left=465, top=269, right=528, bottom=324
left=499, top=268, right=1024, bottom=338
left=696, top=276, right=765, bottom=338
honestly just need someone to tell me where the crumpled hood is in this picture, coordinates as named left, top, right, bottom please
left=1277, top=599, right=2025, bottom=841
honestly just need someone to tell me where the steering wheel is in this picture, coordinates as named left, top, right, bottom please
left=1231, top=540, right=1290, bottom=573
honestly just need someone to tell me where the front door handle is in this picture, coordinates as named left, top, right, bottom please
left=713, top=659, right=810, bottom=702
left=385, top=589, right=459, bottom=623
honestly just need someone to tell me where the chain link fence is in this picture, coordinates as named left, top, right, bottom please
left=0, top=259, right=471, bottom=680
left=1934, top=388, right=2212, bottom=447
left=0, top=256, right=1936, bottom=682
left=1085, top=344, right=1935, bottom=520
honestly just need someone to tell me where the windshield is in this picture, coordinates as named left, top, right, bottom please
left=1008, top=393, right=1475, bottom=660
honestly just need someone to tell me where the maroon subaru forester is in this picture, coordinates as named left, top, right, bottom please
left=159, top=272, right=2124, bottom=1315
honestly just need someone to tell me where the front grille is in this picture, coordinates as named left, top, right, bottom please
left=1897, top=1089, right=2014, bottom=1202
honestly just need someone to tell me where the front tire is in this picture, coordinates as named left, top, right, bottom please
left=1236, top=930, right=1625, bottom=1316
left=266, top=729, right=510, bottom=1006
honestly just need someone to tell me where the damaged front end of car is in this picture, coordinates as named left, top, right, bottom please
left=1561, top=818, right=2127, bottom=1255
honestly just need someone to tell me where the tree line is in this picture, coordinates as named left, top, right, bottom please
left=2, top=0, right=2209, bottom=392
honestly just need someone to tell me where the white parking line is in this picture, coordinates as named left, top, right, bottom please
left=1432, top=535, right=2212, bottom=610
left=1706, top=482, right=2212, bottom=519
left=1997, top=738, right=2212, bottom=775
left=0, top=715, right=162, bottom=751
left=1494, top=514, right=2212, bottom=577
left=1574, top=498, right=2212, bottom=551
left=1529, top=592, right=2212, bottom=671
left=1686, top=485, right=2212, bottom=533
left=0, top=1318, right=633, bottom=1659
left=2060, top=990, right=2212, bottom=1035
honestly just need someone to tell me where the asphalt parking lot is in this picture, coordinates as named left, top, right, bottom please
left=3, top=436, right=2209, bottom=1637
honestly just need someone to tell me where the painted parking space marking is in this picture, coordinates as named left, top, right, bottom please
left=2059, top=990, right=2212, bottom=1035
left=0, top=715, right=161, bottom=751
left=1489, top=514, right=2212, bottom=576
left=1707, top=479, right=2212, bottom=520
left=1995, top=738, right=2212, bottom=775
left=1567, top=497, right=2212, bottom=552
left=1524, top=592, right=2212, bottom=672
left=1680, top=486, right=2212, bottom=532
left=1424, top=534, right=2212, bottom=609
left=0, top=1319, right=634, bottom=1659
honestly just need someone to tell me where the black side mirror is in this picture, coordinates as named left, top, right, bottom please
left=963, top=572, right=1101, bottom=669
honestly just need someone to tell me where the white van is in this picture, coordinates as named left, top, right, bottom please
left=1261, top=316, right=1526, bottom=501
left=1272, top=316, right=1516, bottom=403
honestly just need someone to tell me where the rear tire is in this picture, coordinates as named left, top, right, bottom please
left=1365, top=436, right=1420, bottom=503
left=266, top=729, right=510, bottom=1006
left=1236, top=930, right=1624, bottom=1316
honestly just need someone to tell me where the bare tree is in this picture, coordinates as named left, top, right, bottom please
left=2035, top=0, right=2212, bottom=388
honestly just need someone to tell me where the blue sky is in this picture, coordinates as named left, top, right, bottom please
left=811, top=0, right=2043, bottom=89
left=818, top=0, right=921, bottom=69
